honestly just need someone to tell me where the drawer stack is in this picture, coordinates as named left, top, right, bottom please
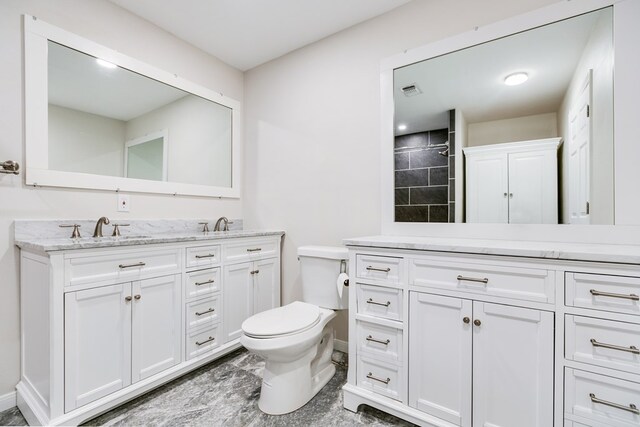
left=184, top=244, right=222, bottom=360
left=564, top=272, right=640, bottom=426
left=354, top=254, right=406, bottom=402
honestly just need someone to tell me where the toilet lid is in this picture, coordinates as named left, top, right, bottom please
left=242, top=301, right=321, bottom=338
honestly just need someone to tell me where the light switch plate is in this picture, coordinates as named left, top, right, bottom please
left=117, top=194, right=130, bottom=212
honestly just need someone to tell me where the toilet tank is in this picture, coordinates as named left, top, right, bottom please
left=298, top=246, right=348, bottom=310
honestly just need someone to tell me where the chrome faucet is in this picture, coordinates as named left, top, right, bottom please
left=213, top=217, right=232, bottom=232
left=93, top=216, right=110, bottom=238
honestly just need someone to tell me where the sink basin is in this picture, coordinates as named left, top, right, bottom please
left=69, top=235, right=152, bottom=242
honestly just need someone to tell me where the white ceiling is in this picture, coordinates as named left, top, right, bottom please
left=394, top=8, right=609, bottom=135
left=108, top=0, right=412, bottom=71
left=48, top=41, right=190, bottom=121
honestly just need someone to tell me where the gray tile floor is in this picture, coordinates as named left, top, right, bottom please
left=0, top=349, right=414, bottom=426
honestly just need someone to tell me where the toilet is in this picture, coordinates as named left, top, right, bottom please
left=240, top=245, right=348, bottom=415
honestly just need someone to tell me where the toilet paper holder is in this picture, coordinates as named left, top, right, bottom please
left=340, top=260, right=349, bottom=287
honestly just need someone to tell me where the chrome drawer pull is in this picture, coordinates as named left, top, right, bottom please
left=366, top=266, right=391, bottom=273
left=119, top=262, right=146, bottom=269
left=457, top=275, right=489, bottom=284
left=195, top=279, right=215, bottom=286
left=589, top=393, right=639, bottom=415
left=366, top=298, right=391, bottom=307
left=196, top=336, right=215, bottom=346
left=590, top=289, right=639, bottom=301
left=195, top=308, right=215, bottom=316
left=366, top=372, right=390, bottom=385
left=590, top=338, right=640, bottom=354
left=247, top=248, right=262, bottom=252
left=195, top=253, right=216, bottom=259
left=366, top=335, right=390, bottom=346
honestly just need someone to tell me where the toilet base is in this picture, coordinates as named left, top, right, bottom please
left=257, top=325, right=336, bottom=415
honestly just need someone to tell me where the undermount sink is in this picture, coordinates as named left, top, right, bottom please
left=70, top=235, right=152, bottom=242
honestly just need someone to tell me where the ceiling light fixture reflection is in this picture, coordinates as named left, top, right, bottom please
left=96, top=58, right=117, bottom=69
left=504, top=72, right=528, bottom=86
left=398, top=124, right=407, bottom=131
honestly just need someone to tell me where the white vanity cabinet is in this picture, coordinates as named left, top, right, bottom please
left=409, top=294, right=554, bottom=427
left=65, top=274, right=181, bottom=412
left=16, top=232, right=283, bottom=426
left=223, top=241, right=280, bottom=342
left=343, top=237, right=640, bottom=427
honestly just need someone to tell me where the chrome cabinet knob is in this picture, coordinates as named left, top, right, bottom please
left=463, top=317, right=470, bottom=324
left=474, top=319, right=482, bottom=326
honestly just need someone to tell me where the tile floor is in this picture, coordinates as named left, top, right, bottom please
left=0, top=349, right=414, bottom=426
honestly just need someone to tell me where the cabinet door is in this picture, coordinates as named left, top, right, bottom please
left=65, top=283, right=132, bottom=411
left=223, top=262, right=253, bottom=342
left=409, top=293, right=472, bottom=426
left=253, top=257, right=280, bottom=315
left=131, top=274, right=181, bottom=382
left=508, top=150, right=558, bottom=224
left=472, top=302, right=554, bottom=427
left=466, top=153, right=509, bottom=223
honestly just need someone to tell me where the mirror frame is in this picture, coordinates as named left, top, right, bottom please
left=380, top=0, right=640, bottom=242
left=24, top=15, right=242, bottom=198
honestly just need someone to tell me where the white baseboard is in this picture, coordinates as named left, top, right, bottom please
left=334, top=338, right=348, bottom=354
left=0, top=390, right=17, bottom=412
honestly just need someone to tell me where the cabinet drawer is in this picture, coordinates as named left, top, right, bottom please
left=356, top=284, right=403, bottom=322
left=356, top=254, right=402, bottom=284
left=566, top=272, right=640, bottom=316
left=565, top=368, right=640, bottom=426
left=410, top=258, right=554, bottom=303
left=223, top=239, right=279, bottom=264
left=185, top=268, right=220, bottom=301
left=186, top=296, right=220, bottom=331
left=185, top=245, right=221, bottom=269
left=566, top=315, right=640, bottom=375
left=356, top=355, right=404, bottom=402
left=186, top=325, right=221, bottom=360
left=356, top=320, right=403, bottom=363
left=66, top=248, right=180, bottom=287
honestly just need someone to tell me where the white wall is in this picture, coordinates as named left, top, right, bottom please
left=244, top=0, right=559, bottom=341
left=48, top=104, right=125, bottom=177
left=467, top=112, right=558, bottom=147
left=558, top=9, right=614, bottom=224
left=454, top=109, right=468, bottom=222
left=0, top=0, right=243, bottom=398
left=126, top=95, right=232, bottom=187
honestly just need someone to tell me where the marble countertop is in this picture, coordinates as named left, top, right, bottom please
left=343, top=235, right=640, bottom=265
left=16, top=230, right=285, bottom=253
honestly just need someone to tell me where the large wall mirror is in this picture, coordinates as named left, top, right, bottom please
left=24, top=16, right=241, bottom=198
left=392, top=7, right=613, bottom=225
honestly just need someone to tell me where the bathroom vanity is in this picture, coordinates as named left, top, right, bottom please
left=14, top=221, right=283, bottom=426
left=343, top=236, right=640, bottom=427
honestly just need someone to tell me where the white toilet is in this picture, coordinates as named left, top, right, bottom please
left=240, top=245, right=348, bottom=415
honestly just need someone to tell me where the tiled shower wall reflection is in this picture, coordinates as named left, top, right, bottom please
left=394, top=110, right=456, bottom=222
left=448, top=109, right=456, bottom=222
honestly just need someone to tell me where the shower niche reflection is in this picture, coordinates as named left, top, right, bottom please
left=393, top=7, right=614, bottom=225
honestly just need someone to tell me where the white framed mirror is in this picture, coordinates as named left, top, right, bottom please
left=24, top=15, right=241, bottom=198
left=380, top=0, right=640, bottom=238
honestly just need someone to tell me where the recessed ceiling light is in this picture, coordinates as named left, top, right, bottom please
left=96, top=58, right=117, bottom=69
left=504, top=72, right=528, bottom=86
left=398, top=124, right=407, bottom=131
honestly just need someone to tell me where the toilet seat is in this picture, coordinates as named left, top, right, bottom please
left=242, top=301, right=321, bottom=339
